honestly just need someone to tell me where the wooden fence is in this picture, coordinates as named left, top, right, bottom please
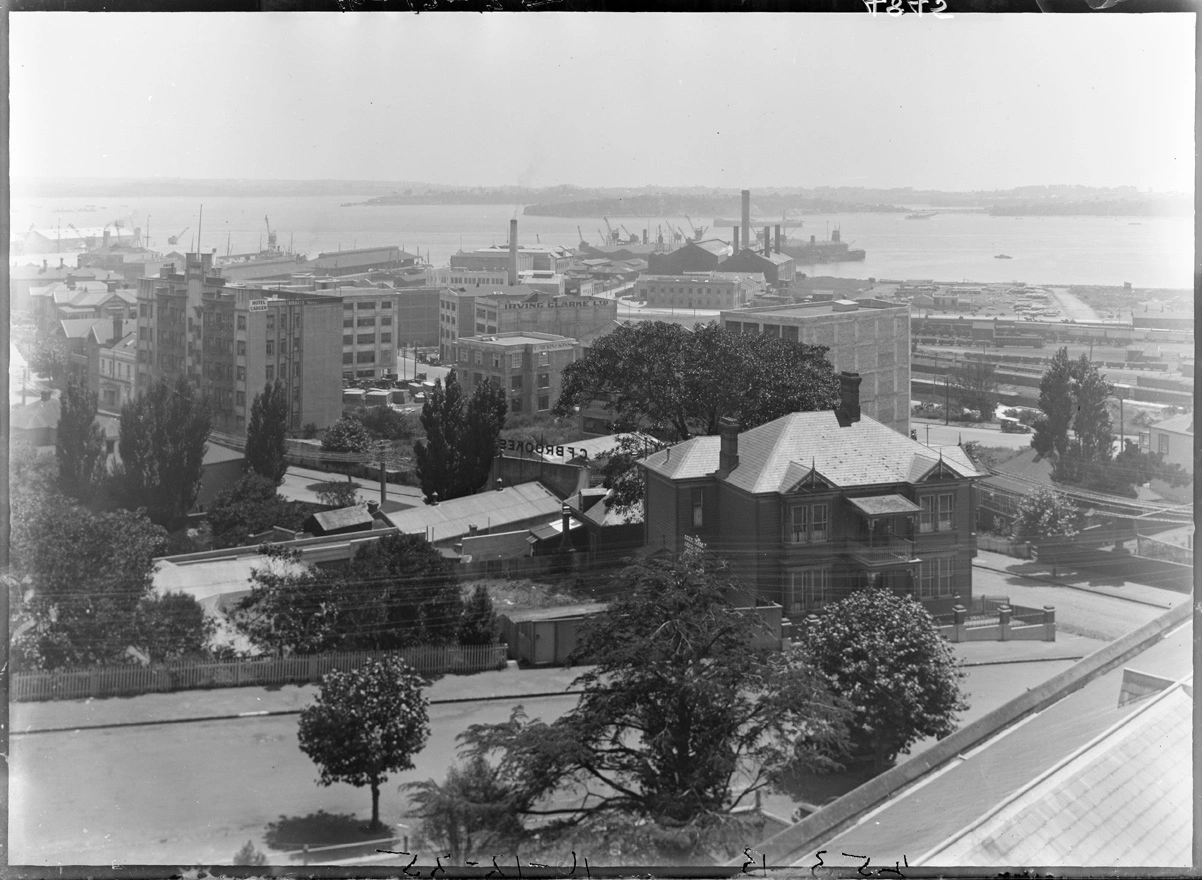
left=12, top=643, right=509, bottom=703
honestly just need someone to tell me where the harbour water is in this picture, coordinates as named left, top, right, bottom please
left=9, top=196, right=1193, bottom=290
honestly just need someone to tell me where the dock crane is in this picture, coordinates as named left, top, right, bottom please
left=603, top=217, right=619, bottom=245
left=577, top=226, right=587, bottom=249
left=168, top=227, right=189, bottom=246
left=66, top=223, right=88, bottom=248
left=684, top=215, right=708, bottom=241
left=596, top=228, right=607, bottom=246
left=264, top=216, right=278, bottom=252
left=620, top=224, right=638, bottom=244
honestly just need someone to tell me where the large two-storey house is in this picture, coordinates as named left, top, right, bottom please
left=640, top=373, right=980, bottom=618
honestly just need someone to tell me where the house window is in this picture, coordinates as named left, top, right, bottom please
left=788, top=568, right=831, bottom=615
left=266, top=365, right=274, bottom=381
left=538, top=395, right=550, bottom=411
left=474, top=350, right=482, bottom=365
left=920, top=494, right=954, bottom=532
left=510, top=398, right=523, bottom=413
left=344, top=318, right=354, bottom=328
left=344, top=335, right=354, bottom=345
left=357, top=351, right=375, bottom=363
left=343, top=352, right=353, bottom=364
left=539, top=352, right=549, bottom=366
left=1158, top=434, right=1169, bottom=454
left=492, top=354, right=501, bottom=369
left=237, top=315, right=246, bottom=330
left=381, top=333, right=392, bottom=344
left=237, top=366, right=246, bottom=381
left=918, top=555, right=955, bottom=598
left=382, top=300, right=392, bottom=309
left=381, top=316, right=392, bottom=326
left=788, top=503, right=829, bottom=543
left=510, top=375, right=523, bottom=391
left=237, top=341, right=246, bottom=356
left=692, top=489, right=704, bottom=528
left=357, top=333, right=374, bottom=344
left=511, top=353, right=522, bottom=369
left=236, top=391, right=245, bottom=406
left=357, top=317, right=376, bottom=327
left=266, top=340, right=274, bottom=355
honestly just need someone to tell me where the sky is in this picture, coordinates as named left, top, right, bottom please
left=9, top=13, right=1196, bottom=192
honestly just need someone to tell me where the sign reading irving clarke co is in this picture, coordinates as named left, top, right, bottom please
left=502, top=300, right=609, bottom=309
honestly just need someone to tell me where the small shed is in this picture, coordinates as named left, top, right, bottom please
left=303, top=505, right=376, bottom=537
left=499, top=602, right=608, bottom=666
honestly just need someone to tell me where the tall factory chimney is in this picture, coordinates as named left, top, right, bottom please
left=740, top=190, right=751, bottom=256
left=775, top=225, right=782, bottom=255
left=733, top=227, right=740, bottom=252
left=763, top=226, right=771, bottom=257
left=508, top=219, right=518, bottom=286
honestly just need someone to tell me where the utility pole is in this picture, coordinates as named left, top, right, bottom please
left=378, top=440, right=388, bottom=507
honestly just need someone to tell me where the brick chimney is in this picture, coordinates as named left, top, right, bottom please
left=763, top=226, right=771, bottom=258
left=733, top=227, right=740, bottom=252
left=559, top=504, right=574, bottom=551
left=508, top=219, right=519, bottom=286
left=718, top=415, right=740, bottom=474
left=835, top=371, right=862, bottom=427
left=113, top=313, right=123, bottom=342
left=775, top=225, right=782, bottom=255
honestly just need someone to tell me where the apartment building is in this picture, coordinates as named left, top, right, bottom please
left=637, top=271, right=765, bottom=310
left=135, top=252, right=342, bottom=434
left=721, top=298, right=911, bottom=436
left=453, top=332, right=578, bottom=416
left=640, top=373, right=980, bottom=619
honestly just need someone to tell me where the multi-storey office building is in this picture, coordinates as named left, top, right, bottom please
left=135, top=252, right=342, bottom=434
left=640, top=374, right=980, bottom=618
left=721, top=298, right=912, bottom=436
left=453, top=332, right=578, bottom=416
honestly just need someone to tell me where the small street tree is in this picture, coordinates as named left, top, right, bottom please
left=797, top=588, right=968, bottom=775
left=321, top=416, right=374, bottom=455
left=459, top=553, right=850, bottom=861
left=244, top=381, right=290, bottom=485
left=315, top=480, right=361, bottom=509
left=950, top=357, right=999, bottom=422
left=116, top=377, right=213, bottom=528
left=55, top=379, right=106, bottom=501
left=298, top=657, right=431, bottom=831
left=458, top=584, right=498, bottom=646
left=1012, top=487, right=1081, bottom=574
left=403, top=755, right=526, bottom=864
left=133, top=590, right=217, bottom=662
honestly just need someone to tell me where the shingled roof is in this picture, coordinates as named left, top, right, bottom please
left=641, top=411, right=980, bottom=493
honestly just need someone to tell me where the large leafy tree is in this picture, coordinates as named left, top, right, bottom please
left=206, top=474, right=314, bottom=549
left=10, top=496, right=174, bottom=669
left=413, top=371, right=507, bottom=503
left=555, top=321, right=839, bottom=442
left=244, top=380, right=290, bottom=485
left=235, top=533, right=462, bottom=654
left=797, top=589, right=969, bottom=775
left=55, top=379, right=106, bottom=501
left=116, top=377, right=213, bottom=528
left=134, top=591, right=218, bottom=662
left=949, top=357, right=998, bottom=422
left=298, top=657, right=431, bottom=831
left=28, top=336, right=70, bottom=386
left=458, top=553, right=850, bottom=861
left=404, top=756, right=527, bottom=864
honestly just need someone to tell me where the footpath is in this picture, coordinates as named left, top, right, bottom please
left=11, top=662, right=582, bottom=734
left=972, top=549, right=1188, bottom=609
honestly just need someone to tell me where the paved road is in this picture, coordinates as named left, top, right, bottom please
left=1046, top=287, right=1100, bottom=322
left=910, top=419, right=1033, bottom=451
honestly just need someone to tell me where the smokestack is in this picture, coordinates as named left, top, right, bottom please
left=835, top=371, right=863, bottom=427
left=508, top=219, right=518, bottom=286
left=763, top=227, right=771, bottom=258
left=718, top=415, right=740, bottom=475
left=642, top=229, right=648, bottom=244
left=113, top=313, right=122, bottom=342
left=775, top=225, right=782, bottom=255
left=741, top=190, right=751, bottom=256
left=733, top=227, right=740, bottom=252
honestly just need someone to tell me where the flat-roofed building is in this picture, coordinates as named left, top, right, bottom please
left=637, top=271, right=765, bottom=310
left=453, top=331, right=578, bottom=417
left=136, top=253, right=343, bottom=434
left=438, top=288, right=616, bottom=362
left=721, top=298, right=911, bottom=436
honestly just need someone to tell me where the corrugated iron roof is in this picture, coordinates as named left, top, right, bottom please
left=381, top=481, right=562, bottom=544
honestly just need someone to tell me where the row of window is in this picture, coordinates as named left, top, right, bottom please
left=341, top=350, right=389, bottom=365
left=343, top=316, right=394, bottom=328
left=344, top=333, right=393, bottom=345
left=785, top=556, right=957, bottom=614
left=342, top=301, right=394, bottom=311
left=786, top=494, right=956, bottom=544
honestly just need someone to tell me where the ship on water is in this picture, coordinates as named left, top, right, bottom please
left=777, top=226, right=865, bottom=264
left=906, top=211, right=938, bottom=220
